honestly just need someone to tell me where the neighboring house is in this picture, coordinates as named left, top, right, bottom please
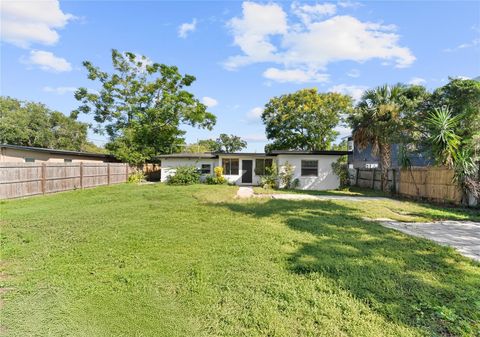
left=157, top=150, right=349, bottom=190
left=347, top=137, right=432, bottom=169
left=0, top=144, right=116, bottom=163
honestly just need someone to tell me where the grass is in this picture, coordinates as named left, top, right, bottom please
left=253, top=186, right=390, bottom=197
left=1, top=184, right=479, bottom=337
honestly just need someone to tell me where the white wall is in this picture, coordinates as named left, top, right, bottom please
left=277, top=154, right=341, bottom=190
left=160, top=158, right=217, bottom=182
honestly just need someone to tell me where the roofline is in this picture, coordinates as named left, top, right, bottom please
left=0, top=144, right=114, bottom=159
left=156, top=150, right=351, bottom=158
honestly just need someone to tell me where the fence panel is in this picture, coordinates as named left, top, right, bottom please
left=0, top=162, right=131, bottom=200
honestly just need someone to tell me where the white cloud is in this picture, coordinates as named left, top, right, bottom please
left=246, top=106, right=264, bottom=120
left=291, top=2, right=336, bottom=25
left=1, top=0, right=74, bottom=48
left=225, top=2, right=415, bottom=82
left=26, top=50, right=72, bottom=72
left=263, top=67, right=329, bottom=83
left=444, top=38, right=480, bottom=52
left=347, top=69, right=360, bottom=78
left=202, top=96, right=218, bottom=108
left=408, top=77, right=426, bottom=85
left=243, top=133, right=267, bottom=142
left=334, top=125, right=352, bottom=139
left=329, top=84, right=368, bottom=102
left=178, top=19, right=197, bottom=38
left=43, top=86, right=76, bottom=94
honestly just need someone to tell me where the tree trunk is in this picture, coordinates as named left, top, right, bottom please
left=379, top=143, right=391, bottom=192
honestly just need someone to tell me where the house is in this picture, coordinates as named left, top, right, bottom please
left=347, top=137, right=432, bottom=169
left=0, top=144, right=117, bottom=163
left=157, top=150, right=349, bottom=190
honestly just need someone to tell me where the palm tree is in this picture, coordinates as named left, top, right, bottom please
left=349, top=84, right=405, bottom=192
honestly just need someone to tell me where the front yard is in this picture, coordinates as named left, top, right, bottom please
left=1, top=184, right=479, bottom=337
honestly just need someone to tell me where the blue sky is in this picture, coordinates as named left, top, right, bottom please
left=1, top=1, right=479, bottom=152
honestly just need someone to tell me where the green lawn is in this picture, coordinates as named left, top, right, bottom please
left=1, top=184, right=479, bottom=337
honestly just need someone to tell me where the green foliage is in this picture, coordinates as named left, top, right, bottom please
left=73, top=49, right=216, bottom=165
left=453, top=149, right=480, bottom=199
left=128, top=170, right=146, bottom=183
left=279, top=161, right=296, bottom=189
left=260, top=162, right=278, bottom=189
left=212, top=134, right=247, bottom=153
left=206, top=166, right=227, bottom=184
left=426, top=107, right=462, bottom=166
left=331, top=155, right=349, bottom=188
left=0, top=96, right=100, bottom=152
left=167, top=166, right=200, bottom=185
left=262, top=88, right=353, bottom=151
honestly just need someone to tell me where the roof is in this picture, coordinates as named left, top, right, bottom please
left=156, top=150, right=350, bottom=159
left=0, top=144, right=114, bottom=159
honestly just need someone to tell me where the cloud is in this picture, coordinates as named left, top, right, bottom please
left=347, top=69, right=360, bottom=78
left=328, top=84, right=368, bottom=102
left=202, top=96, right=218, bottom=108
left=26, top=50, right=72, bottom=72
left=444, top=38, right=480, bottom=52
left=178, top=19, right=197, bottom=38
left=408, top=77, right=426, bottom=85
left=1, top=0, right=74, bottom=48
left=246, top=106, right=264, bottom=120
left=243, top=133, right=267, bottom=142
left=43, top=86, right=76, bottom=94
left=263, top=67, right=329, bottom=83
left=225, top=2, right=415, bottom=82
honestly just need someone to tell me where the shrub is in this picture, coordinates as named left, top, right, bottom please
left=167, top=166, right=200, bottom=185
left=260, top=162, right=278, bottom=189
left=279, top=161, right=296, bottom=189
left=331, top=155, right=349, bottom=188
left=128, top=170, right=146, bottom=183
left=206, top=166, right=227, bottom=185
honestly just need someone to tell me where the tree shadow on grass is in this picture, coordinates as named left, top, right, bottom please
left=216, top=199, right=480, bottom=337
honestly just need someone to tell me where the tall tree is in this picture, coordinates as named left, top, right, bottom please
left=0, top=96, right=100, bottom=152
left=213, top=134, right=247, bottom=153
left=348, top=84, right=427, bottom=192
left=73, top=49, right=216, bottom=164
left=262, top=89, right=352, bottom=152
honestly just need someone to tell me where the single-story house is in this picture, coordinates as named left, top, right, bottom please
left=0, top=144, right=117, bottom=163
left=157, top=150, right=349, bottom=190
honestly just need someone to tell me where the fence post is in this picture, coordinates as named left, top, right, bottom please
left=355, top=168, right=359, bottom=186
left=41, top=163, right=46, bottom=194
left=79, top=162, right=84, bottom=189
left=125, top=164, right=129, bottom=182
left=107, top=163, right=111, bottom=185
left=371, top=168, right=376, bottom=189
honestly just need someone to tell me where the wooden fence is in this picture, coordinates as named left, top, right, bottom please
left=0, top=162, right=131, bottom=199
left=352, top=166, right=466, bottom=204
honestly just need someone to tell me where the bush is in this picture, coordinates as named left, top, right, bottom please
left=167, top=166, right=200, bottom=185
left=279, top=162, right=296, bottom=189
left=331, top=156, right=349, bottom=188
left=206, top=166, right=227, bottom=185
left=128, top=170, right=146, bottom=183
left=260, top=162, right=278, bottom=189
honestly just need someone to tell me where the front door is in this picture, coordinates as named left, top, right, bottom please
left=241, top=160, right=253, bottom=184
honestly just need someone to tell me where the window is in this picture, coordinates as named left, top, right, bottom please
left=200, top=164, right=211, bottom=174
left=64, top=159, right=72, bottom=163
left=254, top=158, right=273, bottom=175
left=301, top=160, right=318, bottom=176
left=24, top=158, right=35, bottom=163
left=222, top=158, right=239, bottom=175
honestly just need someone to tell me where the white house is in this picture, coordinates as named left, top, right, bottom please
left=157, top=150, right=349, bottom=190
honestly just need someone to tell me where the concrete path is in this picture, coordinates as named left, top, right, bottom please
left=236, top=186, right=254, bottom=199
left=265, top=193, right=391, bottom=202
left=381, top=220, right=480, bottom=261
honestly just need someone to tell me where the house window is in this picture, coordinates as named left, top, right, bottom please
left=222, top=158, right=239, bottom=175
left=254, top=158, right=273, bottom=175
left=24, top=157, right=35, bottom=163
left=200, top=164, right=211, bottom=174
left=64, top=159, right=72, bottom=163
left=301, top=160, right=318, bottom=176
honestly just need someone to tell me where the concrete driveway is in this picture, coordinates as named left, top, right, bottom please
left=381, top=220, right=480, bottom=261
